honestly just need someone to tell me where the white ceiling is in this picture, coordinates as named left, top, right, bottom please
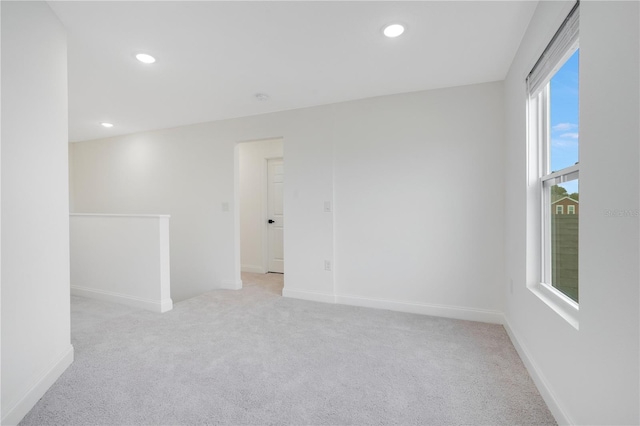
left=48, top=1, right=538, bottom=142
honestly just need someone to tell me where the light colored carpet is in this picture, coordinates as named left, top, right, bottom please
left=21, top=273, right=555, bottom=425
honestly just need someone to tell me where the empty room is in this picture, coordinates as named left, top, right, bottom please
left=1, top=1, right=638, bottom=425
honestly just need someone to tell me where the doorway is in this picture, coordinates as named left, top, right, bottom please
left=237, top=138, right=284, bottom=293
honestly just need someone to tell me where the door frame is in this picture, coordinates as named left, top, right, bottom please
left=234, top=138, right=284, bottom=284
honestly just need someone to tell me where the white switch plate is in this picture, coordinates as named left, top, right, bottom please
left=324, top=260, right=332, bottom=271
left=221, top=202, right=229, bottom=212
left=324, top=201, right=332, bottom=213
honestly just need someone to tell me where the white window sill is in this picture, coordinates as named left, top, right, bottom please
left=528, top=282, right=579, bottom=330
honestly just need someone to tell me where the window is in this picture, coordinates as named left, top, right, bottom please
left=528, top=2, right=580, bottom=305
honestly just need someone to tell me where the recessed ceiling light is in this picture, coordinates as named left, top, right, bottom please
left=100, top=122, right=114, bottom=128
left=135, top=53, right=156, bottom=64
left=383, top=24, right=405, bottom=38
left=255, top=93, right=270, bottom=101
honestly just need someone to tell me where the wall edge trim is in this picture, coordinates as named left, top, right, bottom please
left=282, top=288, right=336, bottom=304
left=334, top=293, right=504, bottom=324
left=503, top=317, right=574, bottom=425
left=283, top=289, right=503, bottom=324
left=1, top=345, right=74, bottom=426
left=71, top=285, right=172, bottom=313
left=220, top=280, right=243, bottom=290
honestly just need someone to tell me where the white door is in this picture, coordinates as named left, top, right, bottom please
left=267, top=158, right=284, bottom=273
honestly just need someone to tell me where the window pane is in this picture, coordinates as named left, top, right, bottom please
left=549, top=49, right=580, bottom=173
left=550, top=180, right=579, bottom=302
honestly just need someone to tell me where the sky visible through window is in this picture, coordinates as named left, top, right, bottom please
left=549, top=49, right=579, bottom=194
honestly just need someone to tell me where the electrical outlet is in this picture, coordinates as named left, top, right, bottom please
left=324, top=260, right=332, bottom=271
left=221, top=202, right=229, bottom=212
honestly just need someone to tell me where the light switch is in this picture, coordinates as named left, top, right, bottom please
left=221, top=202, right=229, bottom=212
left=324, top=201, right=332, bottom=213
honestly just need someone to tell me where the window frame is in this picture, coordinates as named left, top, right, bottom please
left=538, top=92, right=579, bottom=291
left=525, top=2, right=580, bottom=329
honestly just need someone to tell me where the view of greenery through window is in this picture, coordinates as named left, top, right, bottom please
left=549, top=49, right=579, bottom=302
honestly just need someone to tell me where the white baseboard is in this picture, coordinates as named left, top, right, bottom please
left=503, top=318, right=573, bottom=425
left=283, top=289, right=503, bottom=324
left=335, top=293, right=504, bottom=324
left=241, top=264, right=265, bottom=273
left=2, top=345, right=74, bottom=426
left=159, top=298, right=174, bottom=312
left=282, top=288, right=336, bottom=304
left=71, top=286, right=173, bottom=313
left=221, top=279, right=243, bottom=290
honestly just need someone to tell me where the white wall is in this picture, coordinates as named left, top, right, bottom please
left=1, top=2, right=73, bottom=424
left=332, top=83, right=505, bottom=319
left=239, top=139, right=284, bottom=273
left=70, top=107, right=333, bottom=302
left=70, top=214, right=173, bottom=313
left=70, top=81, right=505, bottom=321
left=503, top=1, right=639, bottom=424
